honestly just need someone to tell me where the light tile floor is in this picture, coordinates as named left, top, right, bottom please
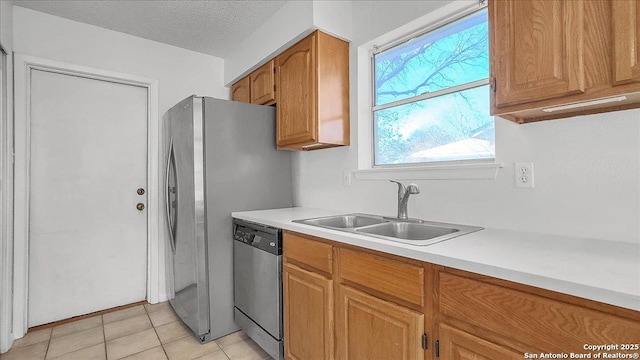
left=0, top=302, right=272, bottom=360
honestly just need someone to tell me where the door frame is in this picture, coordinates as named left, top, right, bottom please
left=0, top=43, right=13, bottom=354
left=12, top=53, right=160, bottom=338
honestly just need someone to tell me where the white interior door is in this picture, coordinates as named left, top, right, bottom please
left=28, top=69, right=148, bottom=327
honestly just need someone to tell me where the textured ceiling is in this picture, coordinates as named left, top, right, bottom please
left=12, top=0, right=289, bottom=58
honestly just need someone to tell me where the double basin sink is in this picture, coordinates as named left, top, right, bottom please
left=293, top=213, right=483, bottom=246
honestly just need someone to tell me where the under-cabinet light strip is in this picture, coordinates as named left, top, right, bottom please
left=541, top=96, right=627, bottom=113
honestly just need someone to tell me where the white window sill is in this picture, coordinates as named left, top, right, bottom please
left=352, top=162, right=503, bottom=181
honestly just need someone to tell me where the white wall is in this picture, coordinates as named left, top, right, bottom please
left=312, top=1, right=353, bottom=42
left=10, top=4, right=227, bottom=330
left=350, top=0, right=447, bottom=45
left=13, top=6, right=227, bottom=107
left=291, top=1, right=640, bottom=245
left=224, top=0, right=314, bottom=84
left=224, top=0, right=353, bottom=85
left=0, top=0, right=14, bottom=353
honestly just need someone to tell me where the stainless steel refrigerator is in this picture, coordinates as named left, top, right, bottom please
left=163, top=95, right=292, bottom=343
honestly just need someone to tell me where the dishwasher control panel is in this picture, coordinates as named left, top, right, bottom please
left=234, top=230, right=256, bottom=244
left=232, top=219, right=282, bottom=255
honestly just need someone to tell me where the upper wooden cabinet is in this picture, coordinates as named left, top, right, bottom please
left=275, top=33, right=317, bottom=149
left=231, top=61, right=275, bottom=105
left=613, top=0, right=640, bottom=84
left=491, top=0, right=585, bottom=108
left=489, top=0, right=640, bottom=123
left=230, top=30, right=349, bottom=151
left=250, top=60, right=276, bottom=106
left=231, top=75, right=250, bottom=103
left=275, top=31, right=350, bottom=150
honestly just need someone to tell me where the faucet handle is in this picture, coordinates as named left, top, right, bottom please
left=406, top=183, right=420, bottom=194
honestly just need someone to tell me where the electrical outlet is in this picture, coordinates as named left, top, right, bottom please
left=515, top=162, right=534, bottom=188
left=342, top=169, right=352, bottom=186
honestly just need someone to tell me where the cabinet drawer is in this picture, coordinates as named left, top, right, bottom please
left=339, top=248, right=424, bottom=307
left=283, top=231, right=333, bottom=275
left=439, top=272, right=640, bottom=353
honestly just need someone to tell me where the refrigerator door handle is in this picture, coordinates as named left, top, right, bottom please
left=165, top=138, right=177, bottom=253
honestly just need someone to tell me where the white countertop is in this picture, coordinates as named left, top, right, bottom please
left=232, top=207, right=640, bottom=312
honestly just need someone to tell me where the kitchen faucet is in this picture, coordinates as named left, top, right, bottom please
left=389, top=180, right=420, bottom=220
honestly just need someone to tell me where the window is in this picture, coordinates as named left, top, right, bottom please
left=373, top=8, right=493, bottom=166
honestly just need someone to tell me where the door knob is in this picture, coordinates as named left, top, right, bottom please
left=137, top=188, right=145, bottom=195
left=136, top=203, right=145, bottom=211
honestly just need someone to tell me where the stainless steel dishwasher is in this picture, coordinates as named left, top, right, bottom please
left=232, top=218, right=283, bottom=360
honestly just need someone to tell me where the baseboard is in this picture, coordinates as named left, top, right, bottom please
left=27, top=300, right=147, bottom=333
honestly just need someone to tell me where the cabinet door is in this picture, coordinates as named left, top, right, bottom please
left=337, top=285, right=424, bottom=360
left=613, top=0, right=640, bottom=84
left=491, top=0, right=585, bottom=108
left=438, top=324, right=521, bottom=360
left=283, top=263, right=333, bottom=360
left=275, top=33, right=317, bottom=147
left=231, top=76, right=250, bottom=103
left=250, top=60, right=276, bottom=105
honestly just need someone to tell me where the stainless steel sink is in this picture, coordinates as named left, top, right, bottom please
left=356, top=222, right=457, bottom=240
left=300, top=214, right=388, bottom=228
left=293, top=213, right=483, bottom=246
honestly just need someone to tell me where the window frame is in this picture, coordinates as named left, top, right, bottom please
left=368, top=2, right=495, bottom=169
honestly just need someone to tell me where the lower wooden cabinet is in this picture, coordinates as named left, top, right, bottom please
left=282, top=231, right=640, bottom=360
left=283, top=263, right=333, bottom=360
left=437, top=269, right=640, bottom=358
left=438, top=324, right=521, bottom=360
left=283, top=232, right=334, bottom=360
left=336, top=285, right=424, bottom=360
left=284, top=231, right=428, bottom=360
